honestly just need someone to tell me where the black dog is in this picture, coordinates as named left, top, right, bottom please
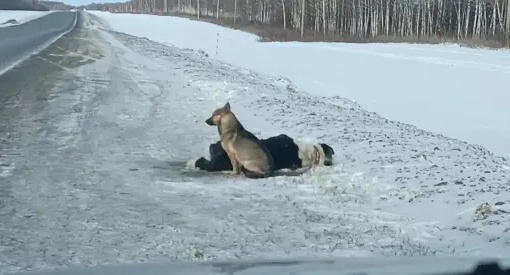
left=195, top=134, right=334, bottom=173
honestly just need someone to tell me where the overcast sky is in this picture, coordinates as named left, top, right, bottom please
left=61, top=0, right=121, bottom=6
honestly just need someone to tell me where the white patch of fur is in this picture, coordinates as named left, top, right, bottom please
left=294, top=140, right=327, bottom=168
left=185, top=157, right=201, bottom=170
left=185, top=142, right=214, bottom=170
left=316, top=145, right=327, bottom=164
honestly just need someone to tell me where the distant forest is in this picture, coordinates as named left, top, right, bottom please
left=0, top=0, right=49, bottom=10
left=40, top=1, right=74, bottom=10
left=84, top=0, right=510, bottom=48
left=0, top=0, right=72, bottom=11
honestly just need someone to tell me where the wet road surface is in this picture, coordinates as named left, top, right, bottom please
left=0, top=11, right=77, bottom=73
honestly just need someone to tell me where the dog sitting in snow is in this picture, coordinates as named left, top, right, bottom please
left=204, top=102, right=275, bottom=178
left=194, top=133, right=335, bottom=173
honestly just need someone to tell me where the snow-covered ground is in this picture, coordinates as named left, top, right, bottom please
left=0, top=10, right=54, bottom=27
left=88, top=11, right=510, bottom=159
left=1, top=10, right=510, bottom=274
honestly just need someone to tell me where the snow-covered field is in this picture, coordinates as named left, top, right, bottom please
left=88, top=11, right=510, bottom=159
left=0, top=10, right=53, bottom=27
left=1, top=10, right=510, bottom=274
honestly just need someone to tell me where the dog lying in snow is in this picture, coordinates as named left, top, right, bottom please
left=194, top=134, right=335, bottom=173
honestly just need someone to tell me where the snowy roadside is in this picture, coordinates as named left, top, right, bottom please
left=86, top=14, right=445, bottom=258
left=97, top=17, right=510, bottom=256
left=88, top=11, right=510, bottom=160
left=0, top=12, right=435, bottom=275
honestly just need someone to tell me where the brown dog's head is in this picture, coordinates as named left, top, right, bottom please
left=205, top=102, right=231, bottom=126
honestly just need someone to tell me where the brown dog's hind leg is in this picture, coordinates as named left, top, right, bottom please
left=241, top=161, right=266, bottom=175
left=227, top=151, right=240, bottom=175
left=240, top=161, right=272, bottom=178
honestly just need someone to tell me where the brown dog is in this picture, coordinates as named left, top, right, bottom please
left=205, top=102, right=275, bottom=178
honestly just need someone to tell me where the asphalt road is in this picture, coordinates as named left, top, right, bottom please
left=0, top=11, right=99, bottom=176
left=0, top=11, right=77, bottom=74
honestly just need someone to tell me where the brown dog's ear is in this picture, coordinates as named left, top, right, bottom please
left=223, top=102, right=231, bottom=112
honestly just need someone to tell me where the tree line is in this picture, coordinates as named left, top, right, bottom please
left=40, top=1, right=74, bottom=10
left=85, top=0, right=510, bottom=46
left=0, top=0, right=50, bottom=11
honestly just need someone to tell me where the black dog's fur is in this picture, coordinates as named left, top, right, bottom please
left=195, top=134, right=334, bottom=173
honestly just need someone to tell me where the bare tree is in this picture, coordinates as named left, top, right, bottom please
left=197, top=0, right=200, bottom=18
left=300, top=0, right=305, bottom=37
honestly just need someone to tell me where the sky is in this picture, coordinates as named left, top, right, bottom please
left=60, top=0, right=120, bottom=6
